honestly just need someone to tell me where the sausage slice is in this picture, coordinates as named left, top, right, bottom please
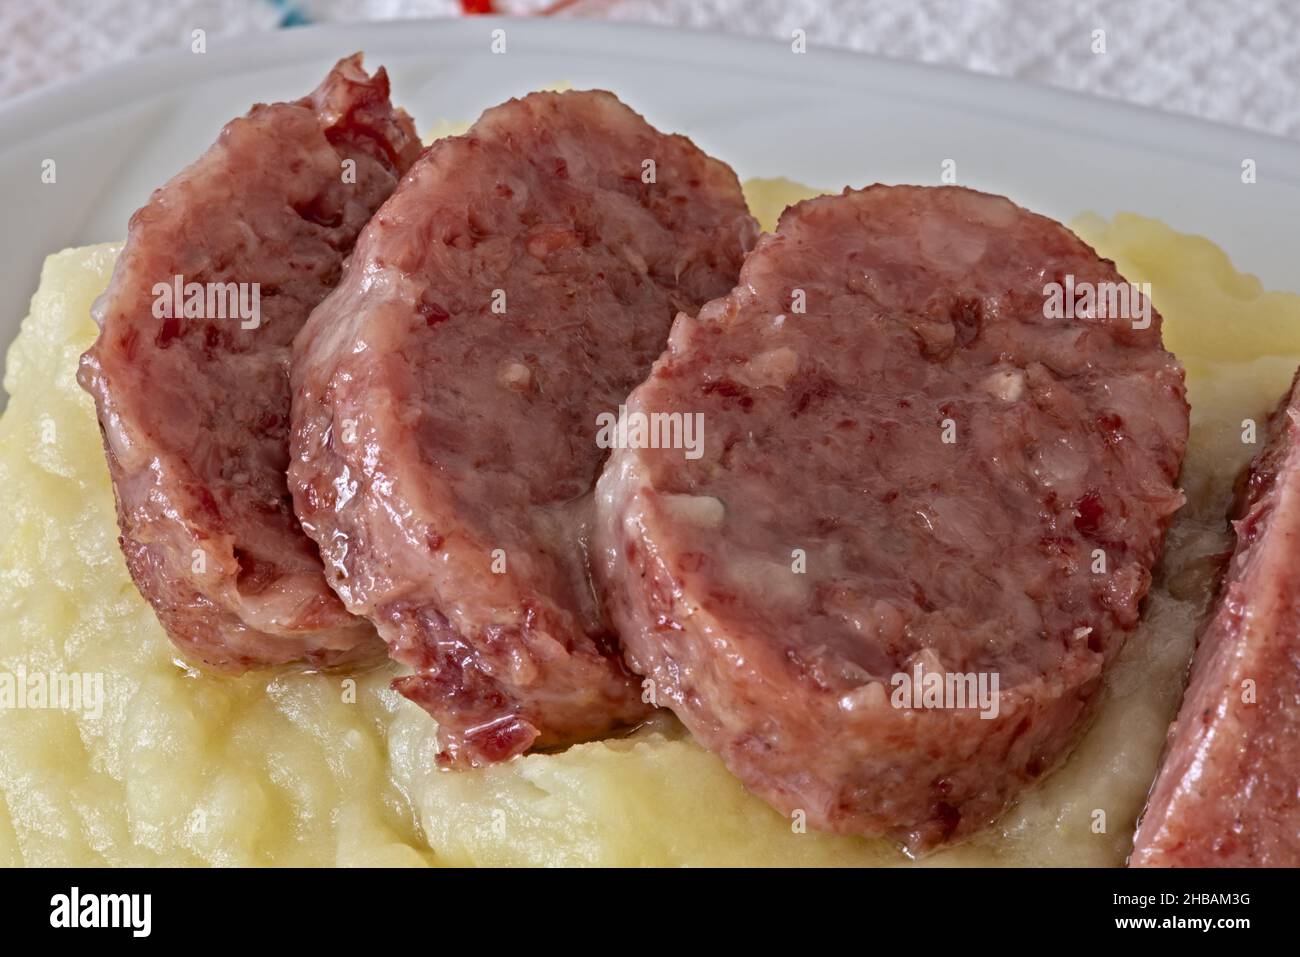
left=594, top=185, right=1189, bottom=852
left=78, top=56, right=420, bottom=671
left=289, top=90, right=757, bottom=765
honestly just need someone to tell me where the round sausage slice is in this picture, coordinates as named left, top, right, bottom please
left=289, top=90, right=757, bottom=766
left=78, top=56, right=420, bottom=672
left=594, top=185, right=1189, bottom=852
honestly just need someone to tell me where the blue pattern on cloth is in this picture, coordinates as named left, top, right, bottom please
left=267, top=0, right=312, bottom=27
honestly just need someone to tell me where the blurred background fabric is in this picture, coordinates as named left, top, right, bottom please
left=4, top=0, right=1300, bottom=140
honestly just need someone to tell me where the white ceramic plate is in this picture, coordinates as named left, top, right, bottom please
left=3, top=15, right=1300, bottom=365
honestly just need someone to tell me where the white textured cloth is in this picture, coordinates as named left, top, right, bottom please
left=4, top=0, right=1300, bottom=140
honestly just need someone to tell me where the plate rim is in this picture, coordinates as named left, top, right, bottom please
left=4, top=15, right=1300, bottom=168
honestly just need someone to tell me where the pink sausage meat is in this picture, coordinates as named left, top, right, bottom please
left=1132, top=370, right=1300, bottom=867
left=289, top=90, right=757, bottom=765
left=595, top=185, right=1189, bottom=852
left=79, top=56, right=421, bottom=671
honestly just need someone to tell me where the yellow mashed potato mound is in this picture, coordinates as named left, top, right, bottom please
left=1, top=183, right=1296, bottom=866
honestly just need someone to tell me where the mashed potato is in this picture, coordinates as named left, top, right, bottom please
left=1, top=184, right=1295, bottom=866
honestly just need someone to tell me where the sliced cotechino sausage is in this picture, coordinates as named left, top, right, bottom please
left=78, top=56, right=420, bottom=671
left=289, top=90, right=757, bottom=765
left=1132, top=369, right=1300, bottom=867
left=595, top=185, right=1189, bottom=852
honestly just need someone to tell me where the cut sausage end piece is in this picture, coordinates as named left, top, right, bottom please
left=289, top=89, right=758, bottom=766
left=1132, top=369, right=1300, bottom=868
left=595, top=185, right=1189, bottom=852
